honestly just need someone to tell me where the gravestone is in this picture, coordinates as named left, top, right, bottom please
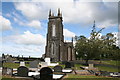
left=2, top=67, right=7, bottom=75
left=29, top=60, right=39, bottom=68
left=89, top=64, right=94, bottom=69
left=53, top=66, right=63, bottom=72
left=2, top=67, right=13, bottom=76
left=41, top=62, right=48, bottom=67
left=65, top=62, right=71, bottom=68
left=17, top=66, right=29, bottom=77
left=45, top=58, right=50, bottom=65
left=70, top=62, right=75, bottom=67
left=0, top=61, right=2, bottom=67
left=20, top=62, right=25, bottom=66
left=6, top=57, right=13, bottom=63
left=40, top=67, right=53, bottom=80
left=7, top=68, right=13, bottom=76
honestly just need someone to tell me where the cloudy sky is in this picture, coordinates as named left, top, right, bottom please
left=0, top=0, right=119, bottom=57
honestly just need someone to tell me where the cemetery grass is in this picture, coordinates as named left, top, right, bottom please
left=89, top=60, right=120, bottom=66
left=2, top=74, right=119, bottom=80
left=99, top=60, right=120, bottom=66
left=96, top=65, right=118, bottom=72
left=71, top=63, right=118, bottom=72
left=63, top=74, right=119, bottom=80
left=3, top=62, right=29, bottom=68
left=75, top=64, right=118, bottom=72
left=2, top=76, right=33, bottom=80
left=3, top=62, right=118, bottom=72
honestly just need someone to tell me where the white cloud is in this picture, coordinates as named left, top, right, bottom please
left=98, top=20, right=116, bottom=28
left=13, top=17, right=25, bottom=26
left=0, top=16, right=12, bottom=31
left=4, top=31, right=46, bottom=45
left=11, top=12, right=42, bottom=29
left=27, top=20, right=41, bottom=29
left=14, top=2, right=118, bottom=28
left=14, top=3, right=47, bottom=20
left=63, top=28, right=76, bottom=38
left=2, top=30, right=46, bottom=57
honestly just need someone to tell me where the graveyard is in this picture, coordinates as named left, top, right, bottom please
left=1, top=57, right=120, bottom=80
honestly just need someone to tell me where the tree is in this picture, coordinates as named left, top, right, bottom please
left=75, top=21, right=105, bottom=64
left=100, top=33, right=117, bottom=59
left=75, top=21, right=119, bottom=64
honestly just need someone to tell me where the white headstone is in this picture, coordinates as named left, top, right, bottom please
left=45, top=58, right=50, bottom=65
left=20, top=62, right=25, bottom=66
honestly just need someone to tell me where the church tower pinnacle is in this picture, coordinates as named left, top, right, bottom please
left=58, top=8, right=60, bottom=16
left=49, top=9, right=51, bottom=17
left=58, top=8, right=62, bottom=17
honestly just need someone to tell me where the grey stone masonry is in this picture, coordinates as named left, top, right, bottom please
left=45, top=9, right=76, bottom=62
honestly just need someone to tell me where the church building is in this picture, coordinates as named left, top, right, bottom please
left=45, top=9, right=76, bottom=62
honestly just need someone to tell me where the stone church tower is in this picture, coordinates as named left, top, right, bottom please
left=45, top=9, right=76, bottom=62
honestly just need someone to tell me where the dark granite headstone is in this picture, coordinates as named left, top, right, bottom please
left=53, top=66, right=63, bottom=72
left=65, top=62, right=71, bottom=68
left=70, top=62, right=75, bottom=67
left=29, top=60, right=39, bottom=68
left=40, top=67, right=53, bottom=80
left=17, top=66, right=29, bottom=77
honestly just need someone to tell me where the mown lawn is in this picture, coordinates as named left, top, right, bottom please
left=3, top=61, right=119, bottom=72
left=2, top=75, right=119, bottom=80
left=96, top=65, right=119, bottom=72
left=2, top=76, right=33, bottom=80
left=63, top=74, right=119, bottom=80
left=100, top=60, right=120, bottom=66
left=3, top=62, right=29, bottom=68
left=2, top=78, right=33, bottom=80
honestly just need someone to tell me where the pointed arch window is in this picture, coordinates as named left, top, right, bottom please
left=51, top=42, right=56, bottom=55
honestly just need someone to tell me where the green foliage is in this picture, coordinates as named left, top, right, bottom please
left=75, top=22, right=119, bottom=64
